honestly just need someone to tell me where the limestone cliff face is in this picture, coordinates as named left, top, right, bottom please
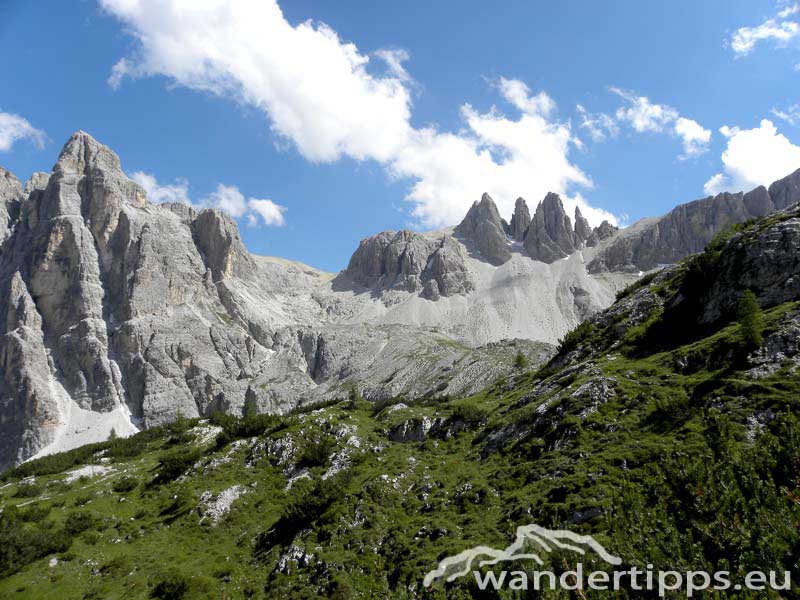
left=0, top=132, right=276, bottom=466
left=588, top=170, right=800, bottom=273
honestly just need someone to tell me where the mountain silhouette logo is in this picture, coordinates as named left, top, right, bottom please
left=423, top=523, right=622, bottom=587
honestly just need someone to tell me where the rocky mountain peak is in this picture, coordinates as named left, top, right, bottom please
left=454, top=192, right=511, bottom=265
left=523, top=192, right=577, bottom=263
left=573, top=206, right=592, bottom=245
left=586, top=220, right=618, bottom=247
left=192, top=208, right=256, bottom=282
left=343, top=228, right=473, bottom=298
left=54, top=130, right=124, bottom=178
left=509, top=197, right=531, bottom=241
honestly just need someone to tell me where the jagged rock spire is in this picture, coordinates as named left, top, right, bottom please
left=509, top=197, right=531, bottom=241
left=524, top=193, right=576, bottom=263
left=454, top=193, right=511, bottom=265
left=573, top=206, right=592, bottom=246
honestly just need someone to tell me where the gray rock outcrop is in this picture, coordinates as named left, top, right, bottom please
left=0, top=132, right=280, bottom=466
left=586, top=220, right=617, bottom=247
left=343, top=230, right=473, bottom=298
left=509, top=197, right=531, bottom=241
left=573, top=206, right=592, bottom=245
left=0, top=168, right=22, bottom=245
left=454, top=193, right=511, bottom=265
left=524, top=193, right=577, bottom=263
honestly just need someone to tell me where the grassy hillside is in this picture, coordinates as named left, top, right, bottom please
left=1, top=216, right=799, bottom=599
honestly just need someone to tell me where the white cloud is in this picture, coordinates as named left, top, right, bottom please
left=702, top=173, right=728, bottom=196
left=0, top=111, right=47, bottom=152
left=100, top=0, right=616, bottom=228
left=611, top=87, right=679, bottom=133
left=497, top=77, right=556, bottom=117
left=374, top=48, right=412, bottom=83
left=247, top=198, right=286, bottom=227
left=575, top=104, right=618, bottom=142
left=132, top=172, right=287, bottom=227
left=674, top=117, right=712, bottom=159
left=131, top=171, right=191, bottom=204
left=771, top=103, right=800, bottom=125
left=207, top=184, right=248, bottom=218
left=604, top=88, right=711, bottom=158
left=703, top=119, right=800, bottom=194
left=730, top=5, right=800, bottom=56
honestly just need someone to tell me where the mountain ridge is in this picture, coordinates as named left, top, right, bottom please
left=0, top=130, right=798, bottom=469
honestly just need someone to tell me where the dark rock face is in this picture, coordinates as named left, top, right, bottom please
left=454, top=193, right=511, bottom=265
left=509, top=197, right=531, bottom=241
left=523, top=193, right=577, bottom=263
left=588, top=169, right=800, bottom=273
left=573, top=206, right=592, bottom=245
left=344, top=230, right=473, bottom=297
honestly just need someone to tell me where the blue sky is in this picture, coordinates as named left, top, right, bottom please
left=1, top=0, right=800, bottom=271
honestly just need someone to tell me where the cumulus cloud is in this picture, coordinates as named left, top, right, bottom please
left=131, top=172, right=287, bottom=226
left=0, top=111, right=47, bottom=152
left=674, top=117, right=713, bottom=158
left=247, top=198, right=287, bottom=227
left=609, top=88, right=711, bottom=159
left=99, top=0, right=616, bottom=227
left=703, top=119, right=800, bottom=195
left=729, top=4, right=800, bottom=56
